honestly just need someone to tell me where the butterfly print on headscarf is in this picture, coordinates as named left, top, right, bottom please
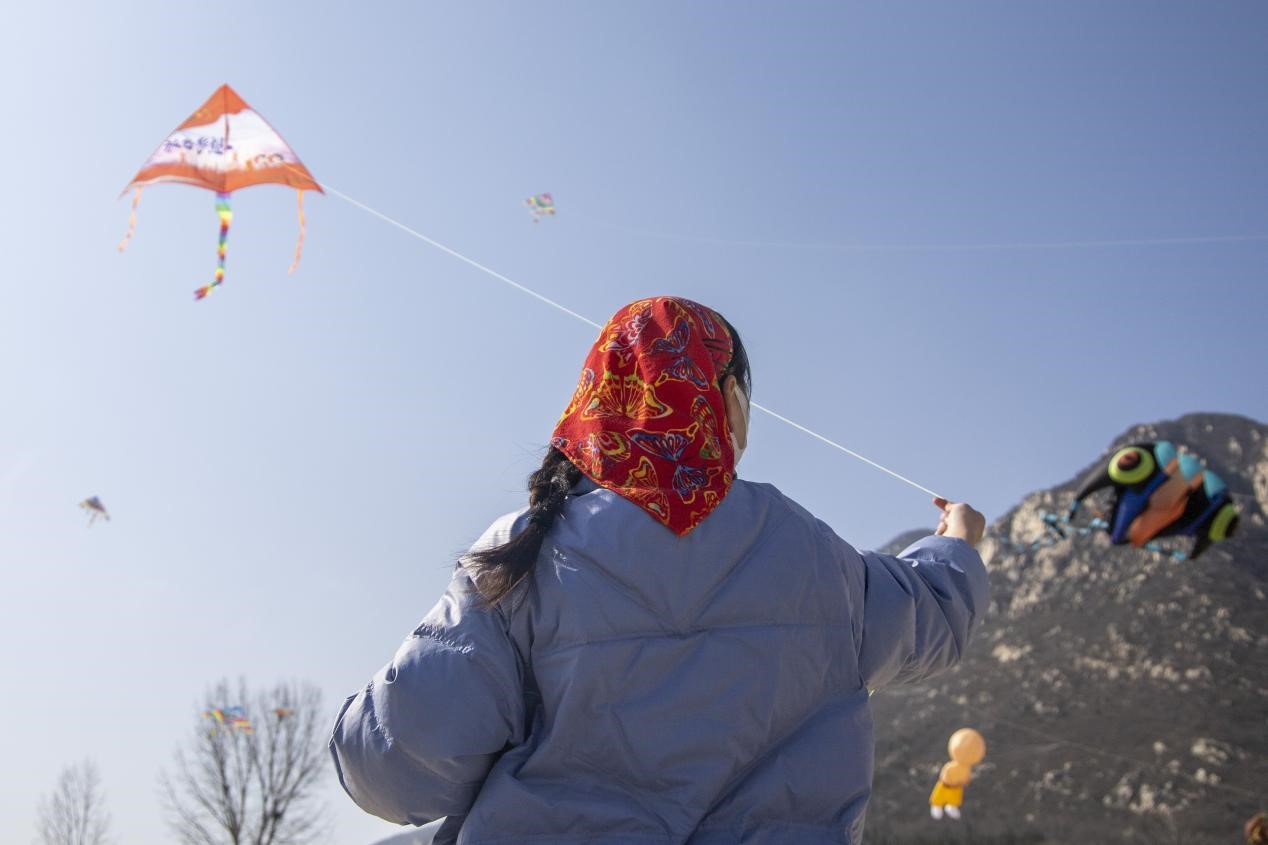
left=600, top=301, right=654, bottom=366
left=687, top=488, right=726, bottom=527
left=690, top=395, right=723, bottom=461
left=672, top=462, right=721, bottom=505
left=679, top=298, right=721, bottom=340
left=552, top=297, right=736, bottom=534
left=629, top=422, right=717, bottom=504
left=650, top=319, right=711, bottom=391
left=670, top=299, right=731, bottom=369
left=581, top=371, right=671, bottom=422
left=628, top=423, right=699, bottom=463
left=618, top=456, right=671, bottom=525
left=556, top=367, right=595, bottom=426
left=578, top=430, right=631, bottom=475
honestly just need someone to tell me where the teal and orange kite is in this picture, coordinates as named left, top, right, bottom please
left=1063, top=440, right=1239, bottom=560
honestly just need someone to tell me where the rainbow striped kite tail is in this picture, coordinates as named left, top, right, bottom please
left=194, top=192, right=233, bottom=301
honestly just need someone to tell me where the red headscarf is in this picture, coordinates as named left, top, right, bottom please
left=551, top=296, right=738, bottom=535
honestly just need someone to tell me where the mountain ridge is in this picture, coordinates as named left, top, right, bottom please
left=867, top=412, right=1267, bottom=844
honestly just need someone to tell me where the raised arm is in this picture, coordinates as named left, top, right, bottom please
left=858, top=499, right=989, bottom=690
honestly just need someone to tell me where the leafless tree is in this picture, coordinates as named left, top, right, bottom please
left=161, top=679, right=329, bottom=845
left=36, top=759, right=113, bottom=845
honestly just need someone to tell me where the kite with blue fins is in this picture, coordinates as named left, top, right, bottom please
left=1052, top=440, right=1239, bottom=560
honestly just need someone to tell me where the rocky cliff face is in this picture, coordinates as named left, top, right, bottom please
left=867, top=413, right=1268, bottom=844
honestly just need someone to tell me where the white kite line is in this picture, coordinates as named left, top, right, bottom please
left=315, top=179, right=944, bottom=500
left=318, top=183, right=602, bottom=331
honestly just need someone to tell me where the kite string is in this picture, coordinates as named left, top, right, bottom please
left=749, top=401, right=941, bottom=497
left=312, top=177, right=944, bottom=500
left=316, top=181, right=603, bottom=330
left=993, top=716, right=1265, bottom=802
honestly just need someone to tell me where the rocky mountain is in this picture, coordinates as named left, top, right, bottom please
left=867, top=413, right=1268, bottom=844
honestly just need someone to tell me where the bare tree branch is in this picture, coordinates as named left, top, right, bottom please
left=160, top=678, right=329, bottom=845
left=36, top=759, right=113, bottom=845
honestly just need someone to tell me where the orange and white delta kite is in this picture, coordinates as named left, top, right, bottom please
left=119, top=84, right=322, bottom=300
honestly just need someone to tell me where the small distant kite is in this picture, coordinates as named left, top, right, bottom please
left=203, top=705, right=254, bottom=734
left=1059, top=441, right=1240, bottom=560
left=119, top=84, right=322, bottom=300
left=273, top=707, right=294, bottom=719
left=79, top=496, right=110, bottom=526
left=930, top=728, right=986, bottom=821
left=525, top=193, right=556, bottom=223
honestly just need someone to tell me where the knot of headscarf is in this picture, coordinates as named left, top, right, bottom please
left=551, top=296, right=737, bottom=535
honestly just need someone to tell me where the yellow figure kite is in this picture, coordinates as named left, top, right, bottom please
left=930, top=728, right=986, bottom=821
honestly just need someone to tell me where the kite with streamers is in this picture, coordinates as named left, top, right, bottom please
left=119, top=83, right=321, bottom=299
left=525, top=192, right=556, bottom=223
left=79, top=496, right=110, bottom=526
left=1059, top=441, right=1240, bottom=560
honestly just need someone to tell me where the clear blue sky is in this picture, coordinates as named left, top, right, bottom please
left=2, top=3, right=1266, bottom=843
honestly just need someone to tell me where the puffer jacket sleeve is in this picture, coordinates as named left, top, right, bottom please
left=857, top=535, right=989, bottom=690
left=330, top=566, right=525, bottom=826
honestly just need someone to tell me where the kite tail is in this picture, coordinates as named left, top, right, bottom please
left=195, top=193, right=233, bottom=300
left=287, top=189, right=307, bottom=274
left=117, top=187, right=143, bottom=252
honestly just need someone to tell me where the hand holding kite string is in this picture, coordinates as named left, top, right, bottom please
left=934, top=497, right=986, bottom=547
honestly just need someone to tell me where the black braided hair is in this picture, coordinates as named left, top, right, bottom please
left=467, top=448, right=582, bottom=605
left=467, top=312, right=751, bottom=607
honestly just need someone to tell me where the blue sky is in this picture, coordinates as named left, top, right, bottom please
left=2, top=3, right=1266, bottom=843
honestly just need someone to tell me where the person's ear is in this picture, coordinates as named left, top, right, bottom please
left=722, top=375, right=749, bottom=453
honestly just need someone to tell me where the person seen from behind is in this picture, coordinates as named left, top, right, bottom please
left=331, top=296, right=989, bottom=844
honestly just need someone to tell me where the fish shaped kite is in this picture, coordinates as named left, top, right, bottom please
left=119, top=84, right=321, bottom=299
left=525, top=192, right=556, bottom=223
left=1061, top=440, right=1240, bottom=560
left=79, top=496, right=110, bottom=526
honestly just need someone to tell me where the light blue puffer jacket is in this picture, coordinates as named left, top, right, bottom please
left=331, top=477, right=988, bottom=844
